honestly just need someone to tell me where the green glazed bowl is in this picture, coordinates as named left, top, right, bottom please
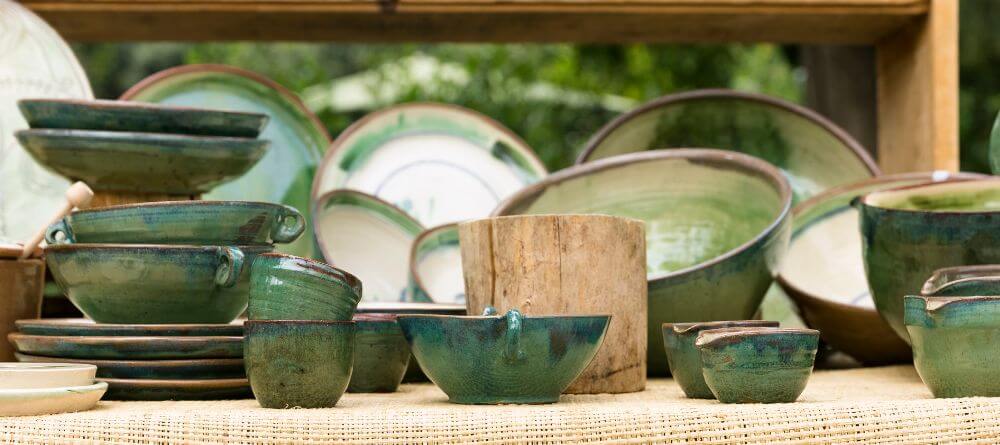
left=247, top=253, right=362, bottom=320
left=244, top=320, right=355, bottom=409
left=45, top=201, right=304, bottom=246
left=859, top=178, right=1000, bottom=343
left=18, top=98, right=269, bottom=137
left=348, top=313, right=411, bottom=393
left=905, top=295, right=1000, bottom=398
left=46, top=244, right=272, bottom=324
left=398, top=309, right=610, bottom=404
left=495, top=149, right=792, bottom=375
left=16, top=353, right=245, bottom=380
left=921, top=265, right=1000, bottom=297
left=15, top=128, right=269, bottom=194
left=696, top=327, right=819, bottom=404
left=662, top=320, right=778, bottom=399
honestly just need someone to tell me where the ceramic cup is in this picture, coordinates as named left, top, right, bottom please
left=244, top=320, right=355, bottom=408
left=348, top=313, right=411, bottom=393
left=696, top=327, right=819, bottom=403
left=662, top=320, right=778, bottom=399
left=248, top=253, right=362, bottom=320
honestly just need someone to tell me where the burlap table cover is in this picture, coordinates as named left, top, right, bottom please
left=2, top=366, right=998, bottom=443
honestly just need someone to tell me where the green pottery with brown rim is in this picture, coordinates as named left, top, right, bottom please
left=662, top=320, right=778, bottom=399
left=921, top=265, right=1000, bottom=297
left=348, top=314, right=410, bottom=393
left=248, top=253, right=362, bottom=320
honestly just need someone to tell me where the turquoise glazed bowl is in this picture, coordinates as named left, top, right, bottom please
left=398, top=309, right=610, bottom=404
left=247, top=253, right=362, bottom=320
left=662, top=320, right=778, bottom=399
left=45, top=201, right=304, bottom=246
left=348, top=313, right=411, bottom=393
left=905, top=295, right=1000, bottom=398
left=46, top=244, right=272, bottom=324
left=859, top=178, right=1000, bottom=343
left=696, top=327, right=819, bottom=403
left=495, top=149, right=792, bottom=375
left=15, top=128, right=269, bottom=194
left=244, top=320, right=355, bottom=408
left=921, top=265, right=1000, bottom=297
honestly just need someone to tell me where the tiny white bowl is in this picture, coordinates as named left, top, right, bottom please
left=0, top=363, right=97, bottom=389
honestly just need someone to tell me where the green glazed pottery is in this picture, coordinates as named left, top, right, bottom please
left=398, top=309, right=610, bottom=404
left=122, top=64, right=330, bottom=259
left=578, top=89, right=878, bottom=205
left=989, top=110, right=1000, bottom=175
left=15, top=128, right=270, bottom=194
left=905, top=295, right=1000, bottom=398
left=409, top=224, right=464, bottom=304
left=313, top=102, right=547, bottom=227
left=248, top=253, right=362, bottom=320
left=7, top=333, right=243, bottom=359
left=859, top=178, right=1000, bottom=343
left=46, top=244, right=272, bottom=324
left=45, top=201, right=304, bottom=246
left=244, top=320, right=355, bottom=408
left=15, top=318, right=243, bottom=337
left=495, top=149, right=792, bottom=375
left=921, top=265, right=1000, bottom=297
left=348, top=313, right=411, bottom=393
left=15, top=353, right=245, bottom=380
left=662, top=320, right=778, bottom=399
left=314, top=190, right=425, bottom=303
left=101, top=377, right=251, bottom=401
left=18, top=98, right=268, bottom=137
left=356, top=301, right=467, bottom=383
left=696, top=327, right=819, bottom=404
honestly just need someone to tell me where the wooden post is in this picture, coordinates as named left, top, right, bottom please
left=459, top=214, right=647, bottom=394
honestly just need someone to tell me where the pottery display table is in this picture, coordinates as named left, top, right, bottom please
left=3, top=366, right=998, bottom=443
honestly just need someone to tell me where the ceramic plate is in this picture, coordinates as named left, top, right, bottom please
left=8, top=334, right=244, bottom=360
left=356, top=302, right=466, bottom=315
left=0, top=363, right=96, bottom=389
left=312, top=103, right=547, bottom=227
left=0, top=382, right=107, bottom=417
left=121, top=64, right=329, bottom=258
left=15, top=318, right=244, bottom=337
left=314, top=190, right=424, bottom=303
left=578, top=89, right=879, bottom=205
left=0, top=1, right=92, bottom=243
left=16, top=353, right=245, bottom=380
left=409, top=224, right=464, bottom=304
left=100, top=378, right=251, bottom=401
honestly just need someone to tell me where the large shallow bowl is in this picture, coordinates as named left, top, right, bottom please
left=495, top=149, right=792, bottom=375
left=860, top=178, right=1000, bottom=343
left=45, top=201, right=304, bottom=246
left=578, top=89, right=878, bottom=204
left=15, top=129, right=269, bottom=194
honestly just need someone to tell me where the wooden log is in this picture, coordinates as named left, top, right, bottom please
left=459, top=214, right=646, bottom=394
left=82, top=191, right=199, bottom=209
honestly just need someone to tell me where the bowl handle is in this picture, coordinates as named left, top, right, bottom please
left=44, top=218, right=75, bottom=245
left=270, top=207, right=306, bottom=244
left=215, top=247, right=245, bottom=288
left=503, top=309, right=526, bottom=363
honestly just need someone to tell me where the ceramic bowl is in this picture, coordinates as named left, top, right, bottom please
left=356, top=301, right=468, bottom=383
left=0, top=363, right=96, bottom=389
left=45, top=201, right=304, bottom=246
left=398, top=309, right=610, bottom=404
left=314, top=190, right=424, bottom=303
left=248, top=253, right=362, bottom=321
left=661, top=320, right=778, bottom=399
left=495, top=149, right=792, bottom=375
left=15, top=128, right=269, bottom=194
left=8, top=333, right=243, bottom=359
left=16, top=353, right=245, bottom=380
left=859, top=178, right=1000, bottom=343
left=921, top=265, right=1000, bottom=297
left=18, top=98, right=269, bottom=137
left=15, top=318, right=244, bottom=337
left=409, top=224, right=464, bottom=304
left=46, top=244, right=272, bottom=324
left=696, top=327, right=819, bottom=403
left=101, top=377, right=251, bottom=401
left=905, top=295, right=1000, bottom=397
left=0, top=382, right=108, bottom=417
left=348, top=313, right=411, bottom=393
left=244, top=320, right=355, bottom=408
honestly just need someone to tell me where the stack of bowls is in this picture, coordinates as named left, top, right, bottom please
left=0, top=363, right=107, bottom=416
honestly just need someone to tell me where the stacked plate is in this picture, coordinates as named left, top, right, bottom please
left=10, top=319, right=249, bottom=400
left=0, top=363, right=106, bottom=416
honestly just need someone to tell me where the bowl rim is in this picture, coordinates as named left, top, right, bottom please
left=694, top=326, right=820, bottom=347
left=44, top=243, right=273, bottom=252
left=859, top=177, right=1000, bottom=215
left=408, top=222, right=460, bottom=304
left=19, top=97, right=269, bottom=119
left=397, top=313, right=612, bottom=321
left=921, top=264, right=1000, bottom=296
left=15, top=127, right=267, bottom=144
left=253, top=252, right=363, bottom=295
left=62, top=200, right=298, bottom=216
left=664, top=320, right=779, bottom=336
left=243, top=319, right=355, bottom=326
left=493, top=148, right=793, bottom=283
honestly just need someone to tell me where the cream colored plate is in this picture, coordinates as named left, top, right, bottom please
left=0, top=381, right=106, bottom=417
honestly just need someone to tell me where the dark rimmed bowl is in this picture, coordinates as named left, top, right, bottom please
left=662, top=320, right=778, bottom=399
left=248, top=253, right=362, bottom=321
left=348, top=313, right=410, bottom=393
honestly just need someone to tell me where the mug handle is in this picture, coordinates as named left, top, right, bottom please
left=45, top=219, right=75, bottom=244
left=270, top=207, right=306, bottom=244
left=214, top=247, right=245, bottom=288
left=502, top=309, right=526, bottom=363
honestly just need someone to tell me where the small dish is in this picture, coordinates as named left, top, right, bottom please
left=355, top=301, right=467, bottom=382
left=696, top=327, right=819, bottom=403
left=15, top=353, right=245, bottom=380
left=244, top=320, right=355, bottom=408
left=0, top=363, right=96, bottom=389
left=921, top=265, right=1000, bottom=297
left=8, top=334, right=243, bottom=360
left=398, top=309, right=610, bottom=404
left=409, top=224, right=464, bottom=304
left=248, top=253, right=362, bottom=320
left=15, top=128, right=269, bottom=194
left=18, top=98, right=269, bottom=137
left=15, top=318, right=244, bottom=337
left=0, top=382, right=107, bottom=416
left=100, top=377, right=251, bottom=401
left=45, top=201, right=304, bottom=246
left=661, top=320, right=778, bottom=399
left=349, top=313, right=410, bottom=393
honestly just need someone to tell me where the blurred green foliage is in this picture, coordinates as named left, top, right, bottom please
left=959, top=0, right=1000, bottom=173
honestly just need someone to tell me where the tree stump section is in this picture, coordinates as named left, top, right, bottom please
left=459, top=214, right=647, bottom=394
